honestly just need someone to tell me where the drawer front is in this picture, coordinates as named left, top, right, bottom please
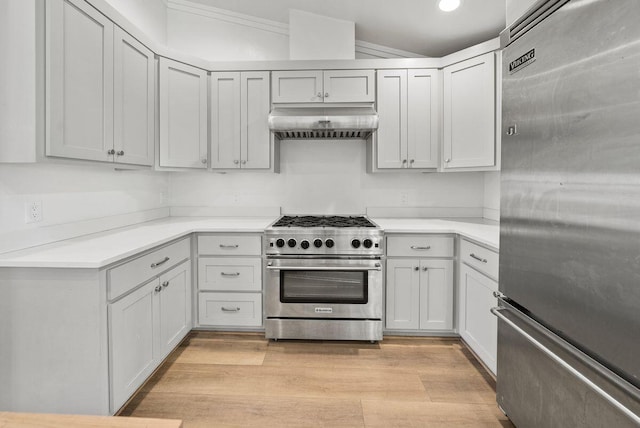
left=108, top=237, right=191, bottom=301
left=198, top=257, right=262, bottom=291
left=387, top=235, right=454, bottom=258
left=198, top=234, right=262, bottom=256
left=198, top=292, right=262, bottom=327
left=460, top=239, right=499, bottom=280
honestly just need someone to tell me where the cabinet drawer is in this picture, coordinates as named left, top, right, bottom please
left=198, top=292, right=262, bottom=327
left=198, top=234, right=261, bottom=256
left=460, top=239, right=499, bottom=280
left=108, top=237, right=191, bottom=301
left=387, top=235, right=454, bottom=258
left=198, top=257, right=262, bottom=291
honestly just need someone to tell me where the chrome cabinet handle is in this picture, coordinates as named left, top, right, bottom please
left=234, top=160, right=239, bottom=164
left=402, top=159, right=407, bottom=166
left=267, top=265, right=382, bottom=271
left=221, top=306, right=240, bottom=312
left=107, top=149, right=115, bottom=155
left=162, top=281, right=169, bottom=288
left=221, top=272, right=240, bottom=277
left=325, top=92, right=329, bottom=97
left=317, top=92, right=322, bottom=97
left=414, top=266, right=419, bottom=271
left=116, top=150, right=124, bottom=156
left=445, top=158, right=451, bottom=163
left=150, top=257, right=170, bottom=268
left=219, top=244, right=239, bottom=249
left=470, top=253, right=488, bottom=263
left=241, top=160, right=246, bottom=165
left=154, top=284, right=162, bottom=292
left=201, top=158, right=207, bottom=164
left=422, top=267, right=428, bottom=271
left=410, top=159, right=415, bottom=164
left=410, top=246, right=431, bottom=250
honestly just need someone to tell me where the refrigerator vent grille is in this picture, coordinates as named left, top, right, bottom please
left=502, top=0, right=570, bottom=47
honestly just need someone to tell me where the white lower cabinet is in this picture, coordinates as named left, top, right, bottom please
left=197, top=233, right=263, bottom=328
left=457, top=239, right=499, bottom=374
left=109, top=257, right=191, bottom=411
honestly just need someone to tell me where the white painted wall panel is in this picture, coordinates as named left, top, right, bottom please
left=104, top=0, right=167, bottom=43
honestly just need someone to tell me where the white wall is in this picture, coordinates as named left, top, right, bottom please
left=169, top=141, right=485, bottom=215
left=167, top=1, right=289, bottom=61
left=506, top=0, right=538, bottom=26
left=289, top=9, right=354, bottom=60
left=104, top=0, right=168, bottom=43
left=483, top=171, right=500, bottom=221
left=0, top=164, right=168, bottom=253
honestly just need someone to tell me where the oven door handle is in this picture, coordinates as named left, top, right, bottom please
left=267, top=263, right=382, bottom=271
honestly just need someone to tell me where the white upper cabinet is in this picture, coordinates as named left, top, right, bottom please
left=376, top=69, right=439, bottom=170
left=442, top=52, right=496, bottom=169
left=272, top=70, right=375, bottom=103
left=46, top=0, right=155, bottom=166
left=46, top=0, right=114, bottom=162
left=113, top=27, right=155, bottom=166
left=159, top=57, right=208, bottom=169
left=211, top=71, right=271, bottom=169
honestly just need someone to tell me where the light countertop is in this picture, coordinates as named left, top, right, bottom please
left=0, top=216, right=499, bottom=269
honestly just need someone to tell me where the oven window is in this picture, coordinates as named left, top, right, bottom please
left=280, top=270, right=368, bottom=304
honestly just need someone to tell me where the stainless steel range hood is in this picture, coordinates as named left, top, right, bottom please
left=268, top=106, right=379, bottom=140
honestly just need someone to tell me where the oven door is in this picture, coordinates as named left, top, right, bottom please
left=265, top=258, right=383, bottom=319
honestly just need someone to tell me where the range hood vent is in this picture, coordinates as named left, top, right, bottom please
left=268, top=106, right=379, bottom=140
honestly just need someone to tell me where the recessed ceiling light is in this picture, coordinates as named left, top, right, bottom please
left=438, top=0, right=461, bottom=12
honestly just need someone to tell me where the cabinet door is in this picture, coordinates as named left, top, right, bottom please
left=418, top=259, right=453, bottom=330
left=458, top=264, right=498, bottom=374
left=159, top=58, right=208, bottom=168
left=113, top=27, right=154, bottom=166
left=376, top=70, right=408, bottom=169
left=407, top=69, right=439, bottom=169
left=385, top=258, right=419, bottom=330
left=323, top=70, right=375, bottom=103
left=443, top=52, right=496, bottom=169
left=158, top=260, right=192, bottom=359
left=272, top=70, right=323, bottom=103
left=241, top=71, right=271, bottom=169
left=46, top=0, right=114, bottom=162
left=109, top=279, right=158, bottom=411
left=211, top=72, right=241, bottom=169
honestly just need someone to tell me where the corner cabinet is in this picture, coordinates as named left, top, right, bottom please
left=442, top=52, right=497, bottom=170
left=375, top=69, right=440, bottom=170
left=385, top=235, right=454, bottom=333
left=159, top=57, right=208, bottom=168
left=210, top=72, right=273, bottom=170
left=457, top=239, right=499, bottom=374
left=271, top=70, right=375, bottom=103
left=46, top=0, right=155, bottom=166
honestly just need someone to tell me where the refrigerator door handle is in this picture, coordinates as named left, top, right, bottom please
left=492, top=306, right=640, bottom=425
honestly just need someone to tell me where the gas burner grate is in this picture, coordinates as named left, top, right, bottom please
left=272, top=215, right=376, bottom=228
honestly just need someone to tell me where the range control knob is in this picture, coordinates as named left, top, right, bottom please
left=363, top=238, right=373, bottom=249
left=313, top=239, right=323, bottom=248
left=351, top=239, right=361, bottom=249
left=325, top=238, right=335, bottom=248
left=276, top=239, right=285, bottom=248
left=300, top=240, right=310, bottom=249
left=287, top=238, right=297, bottom=248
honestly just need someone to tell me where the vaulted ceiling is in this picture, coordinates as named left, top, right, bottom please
left=185, top=0, right=506, bottom=57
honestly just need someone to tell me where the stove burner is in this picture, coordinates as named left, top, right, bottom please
left=272, top=215, right=376, bottom=228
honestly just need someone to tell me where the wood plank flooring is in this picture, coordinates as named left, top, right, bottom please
left=120, top=332, right=514, bottom=427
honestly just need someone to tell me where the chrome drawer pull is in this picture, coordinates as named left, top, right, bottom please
left=221, top=306, right=240, bottom=312
left=150, top=256, right=170, bottom=268
left=154, top=284, right=162, bottom=292
left=410, top=246, right=431, bottom=250
left=219, top=244, right=239, bottom=249
left=469, top=253, right=488, bottom=263
left=162, top=281, right=169, bottom=288
left=221, top=272, right=240, bottom=277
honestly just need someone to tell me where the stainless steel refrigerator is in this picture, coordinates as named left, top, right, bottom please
left=497, top=0, right=640, bottom=426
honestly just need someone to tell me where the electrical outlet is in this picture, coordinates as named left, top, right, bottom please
left=400, top=192, right=409, bottom=206
left=25, top=200, right=43, bottom=224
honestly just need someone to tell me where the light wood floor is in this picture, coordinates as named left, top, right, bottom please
left=120, top=332, right=514, bottom=427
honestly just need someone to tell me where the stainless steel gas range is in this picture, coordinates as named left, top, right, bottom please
left=264, top=215, right=384, bottom=341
